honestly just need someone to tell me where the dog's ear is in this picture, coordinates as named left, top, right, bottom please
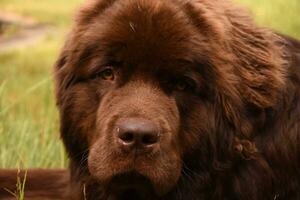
left=217, top=3, right=287, bottom=136
left=53, top=33, right=91, bottom=164
left=224, top=4, right=287, bottom=108
left=186, top=0, right=287, bottom=109
left=185, top=0, right=287, bottom=136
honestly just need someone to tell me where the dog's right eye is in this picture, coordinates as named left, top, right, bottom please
left=175, top=80, right=189, bottom=91
left=174, top=77, right=196, bottom=92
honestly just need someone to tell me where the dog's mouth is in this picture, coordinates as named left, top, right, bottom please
left=106, top=171, right=158, bottom=200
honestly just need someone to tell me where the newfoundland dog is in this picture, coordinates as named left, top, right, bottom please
left=1, top=0, right=300, bottom=199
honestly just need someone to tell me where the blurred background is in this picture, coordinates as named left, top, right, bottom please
left=0, top=0, right=299, bottom=169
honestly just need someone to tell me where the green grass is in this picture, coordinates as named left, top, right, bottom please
left=0, top=34, right=67, bottom=168
left=0, top=0, right=299, bottom=169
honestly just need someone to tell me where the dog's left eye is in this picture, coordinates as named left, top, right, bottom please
left=97, top=68, right=115, bottom=81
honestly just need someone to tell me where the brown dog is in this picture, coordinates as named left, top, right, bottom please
left=1, top=0, right=300, bottom=199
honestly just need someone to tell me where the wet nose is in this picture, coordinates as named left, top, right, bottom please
left=116, top=118, right=160, bottom=150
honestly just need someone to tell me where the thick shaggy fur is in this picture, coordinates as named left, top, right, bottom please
left=1, top=0, right=300, bottom=199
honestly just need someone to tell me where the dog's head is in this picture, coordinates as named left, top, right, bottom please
left=54, top=0, right=285, bottom=198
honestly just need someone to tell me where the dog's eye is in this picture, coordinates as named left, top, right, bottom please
left=175, top=80, right=188, bottom=91
left=174, top=78, right=195, bottom=92
left=98, top=68, right=114, bottom=81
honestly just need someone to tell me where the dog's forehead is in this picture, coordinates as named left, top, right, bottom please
left=84, top=0, right=204, bottom=66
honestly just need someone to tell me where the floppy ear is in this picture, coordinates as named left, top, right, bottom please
left=194, top=0, right=286, bottom=108
left=54, top=35, right=91, bottom=165
left=184, top=1, right=287, bottom=136
left=217, top=1, right=288, bottom=132
left=224, top=4, right=287, bottom=108
left=54, top=28, right=90, bottom=106
left=228, top=10, right=287, bottom=108
left=200, top=0, right=287, bottom=108
left=223, top=7, right=288, bottom=140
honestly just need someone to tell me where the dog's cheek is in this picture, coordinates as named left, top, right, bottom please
left=87, top=142, right=112, bottom=183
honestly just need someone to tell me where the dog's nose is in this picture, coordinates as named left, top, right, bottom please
left=116, top=118, right=159, bottom=150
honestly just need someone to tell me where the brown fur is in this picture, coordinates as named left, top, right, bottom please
left=1, top=0, right=300, bottom=199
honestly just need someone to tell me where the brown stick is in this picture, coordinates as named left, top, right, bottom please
left=0, top=169, right=69, bottom=200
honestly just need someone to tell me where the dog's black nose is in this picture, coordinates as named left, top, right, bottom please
left=116, top=118, right=159, bottom=150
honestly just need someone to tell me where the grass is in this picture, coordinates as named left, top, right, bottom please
left=4, top=170, right=27, bottom=200
left=0, top=0, right=299, bottom=169
left=0, top=34, right=67, bottom=168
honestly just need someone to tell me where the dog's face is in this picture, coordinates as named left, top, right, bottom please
left=59, top=0, right=211, bottom=196
left=55, top=0, right=285, bottom=198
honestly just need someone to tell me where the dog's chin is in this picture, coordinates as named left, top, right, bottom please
left=104, top=171, right=158, bottom=200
